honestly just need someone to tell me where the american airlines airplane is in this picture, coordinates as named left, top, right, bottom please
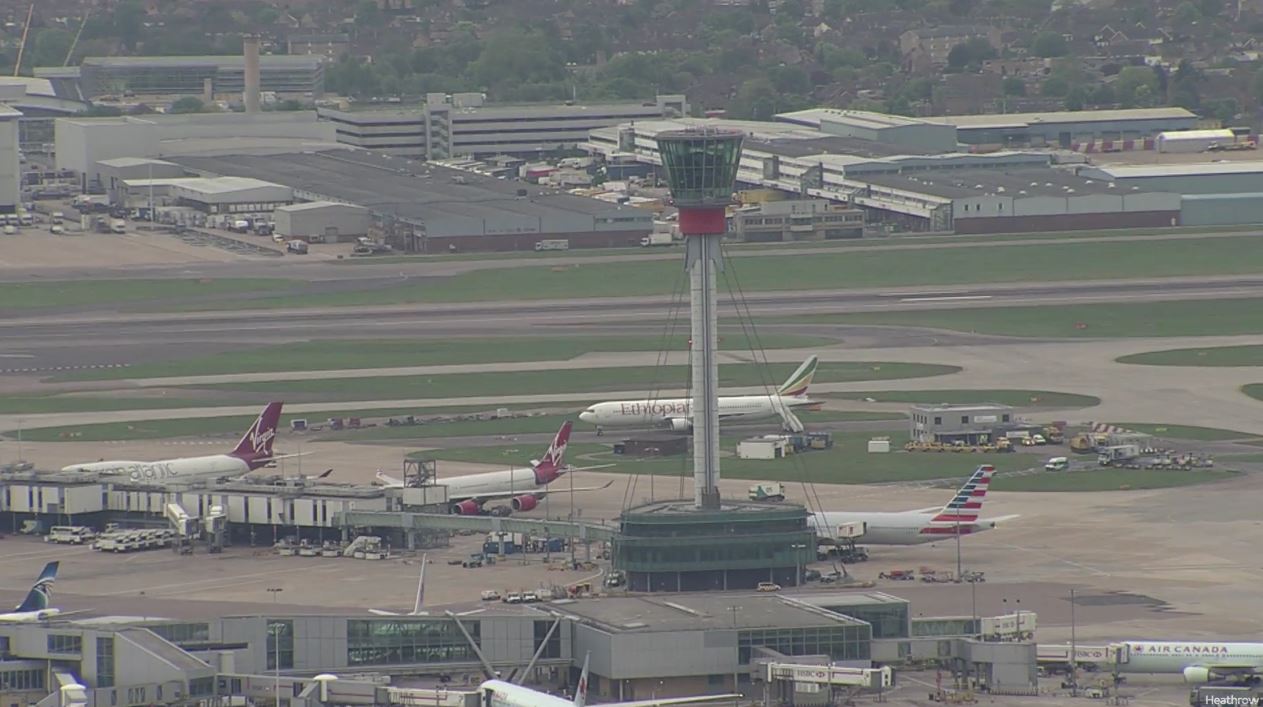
left=0, top=562, right=85, bottom=623
left=480, top=652, right=739, bottom=707
left=578, top=356, right=820, bottom=434
left=376, top=421, right=612, bottom=516
left=61, top=402, right=292, bottom=485
left=1109, top=641, right=1263, bottom=683
left=810, top=465, right=1019, bottom=546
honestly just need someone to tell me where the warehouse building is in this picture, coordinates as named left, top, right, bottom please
left=274, top=201, right=371, bottom=242
left=59, top=55, right=326, bottom=99
left=0, top=105, right=20, bottom=213
left=924, top=108, right=1198, bottom=148
left=729, top=199, right=864, bottom=241
left=168, top=177, right=294, bottom=216
left=319, top=94, right=688, bottom=159
left=95, top=157, right=186, bottom=203
left=54, top=112, right=338, bottom=190
left=853, top=169, right=1180, bottom=233
left=774, top=109, right=959, bottom=152
left=172, top=148, right=651, bottom=252
left=1079, top=161, right=1263, bottom=227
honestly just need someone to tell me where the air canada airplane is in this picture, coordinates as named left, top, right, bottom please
left=62, top=402, right=296, bottom=485
left=810, top=465, right=1019, bottom=546
left=479, top=652, right=739, bottom=707
left=1110, top=641, right=1263, bottom=684
left=376, top=421, right=613, bottom=516
left=578, top=356, right=820, bottom=434
left=0, top=562, right=87, bottom=623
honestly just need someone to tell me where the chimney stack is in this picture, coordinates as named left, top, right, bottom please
left=243, top=36, right=261, bottom=113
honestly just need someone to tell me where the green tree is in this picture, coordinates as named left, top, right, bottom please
left=1173, top=1, right=1201, bottom=24
left=1251, top=67, right=1263, bottom=105
left=1168, top=60, right=1201, bottom=109
left=1040, top=75, right=1069, bottom=97
left=1002, top=76, right=1026, bottom=96
left=169, top=96, right=205, bottom=114
left=946, top=37, right=996, bottom=71
left=1115, top=65, right=1158, bottom=107
left=1030, top=31, right=1067, bottom=58
left=729, top=78, right=783, bottom=120
left=1087, top=83, right=1115, bottom=106
left=469, top=30, right=566, bottom=93
left=29, top=29, right=74, bottom=69
left=355, top=0, right=385, bottom=26
left=113, top=0, right=144, bottom=50
left=1063, top=84, right=1086, bottom=110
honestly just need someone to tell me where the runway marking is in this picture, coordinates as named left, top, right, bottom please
left=0, top=363, right=130, bottom=374
left=899, top=295, right=993, bottom=303
left=0, top=353, right=34, bottom=358
left=95, top=562, right=346, bottom=597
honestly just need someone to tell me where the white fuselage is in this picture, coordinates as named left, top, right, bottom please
left=811, top=511, right=1002, bottom=546
left=1116, top=642, right=1263, bottom=674
left=0, top=609, right=60, bottom=623
left=580, top=394, right=812, bottom=428
left=62, top=455, right=250, bottom=485
left=479, top=680, right=572, bottom=707
left=445, top=467, right=545, bottom=501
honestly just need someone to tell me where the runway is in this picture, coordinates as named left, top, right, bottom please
left=5, top=275, right=1263, bottom=372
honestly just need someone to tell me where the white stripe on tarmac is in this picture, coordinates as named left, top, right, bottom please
left=899, top=295, right=994, bottom=303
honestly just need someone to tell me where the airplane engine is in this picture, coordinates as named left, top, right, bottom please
left=668, top=418, right=693, bottom=434
left=511, top=495, right=539, bottom=512
left=1183, top=667, right=1212, bottom=684
left=451, top=499, right=482, bottom=516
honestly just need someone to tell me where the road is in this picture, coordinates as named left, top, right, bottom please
left=5, top=275, right=1263, bottom=373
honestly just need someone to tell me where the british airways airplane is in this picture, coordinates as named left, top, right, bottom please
left=61, top=402, right=295, bottom=485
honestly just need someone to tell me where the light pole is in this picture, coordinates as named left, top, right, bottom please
left=1070, top=588, right=1078, bottom=697
left=728, top=605, right=741, bottom=696
left=790, top=544, right=806, bottom=586
left=267, top=587, right=283, bottom=707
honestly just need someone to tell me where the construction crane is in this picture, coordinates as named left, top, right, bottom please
left=65, top=10, right=90, bottom=66
left=12, top=3, right=33, bottom=77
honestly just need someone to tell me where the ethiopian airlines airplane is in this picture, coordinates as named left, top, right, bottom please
left=578, top=356, right=820, bottom=433
left=480, top=652, right=739, bottom=707
left=61, top=402, right=292, bottom=485
left=1109, top=641, right=1263, bottom=683
left=810, top=465, right=1019, bottom=546
left=376, top=421, right=612, bottom=516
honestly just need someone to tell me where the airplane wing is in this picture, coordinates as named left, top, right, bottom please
left=611, top=694, right=742, bottom=707
left=463, top=480, right=615, bottom=504
left=375, top=472, right=405, bottom=487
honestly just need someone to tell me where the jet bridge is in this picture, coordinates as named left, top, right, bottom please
left=764, top=662, right=893, bottom=690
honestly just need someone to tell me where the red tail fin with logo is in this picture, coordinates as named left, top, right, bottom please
left=531, top=421, right=572, bottom=484
left=230, top=402, right=283, bottom=469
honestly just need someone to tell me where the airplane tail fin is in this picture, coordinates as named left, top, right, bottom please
left=930, top=465, right=994, bottom=524
left=230, top=402, right=283, bottom=466
left=573, top=652, right=590, bottom=707
left=777, top=356, right=818, bottom=398
left=532, top=421, right=573, bottom=483
left=15, top=561, right=58, bottom=613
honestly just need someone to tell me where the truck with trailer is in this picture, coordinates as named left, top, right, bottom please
left=534, top=239, right=569, bottom=252
left=1098, top=444, right=1141, bottom=466
left=640, top=232, right=676, bottom=247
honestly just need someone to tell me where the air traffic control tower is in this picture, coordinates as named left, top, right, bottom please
left=612, top=127, right=816, bottom=592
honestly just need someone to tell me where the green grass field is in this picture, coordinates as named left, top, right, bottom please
left=426, top=431, right=1030, bottom=484
left=1118, top=345, right=1263, bottom=367
left=994, top=469, right=1237, bottom=492
left=0, top=395, right=229, bottom=415
left=186, top=361, right=960, bottom=400
left=6, top=402, right=590, bottom=442
left=792, top=297, right=1263, bottom=338
left=1242, top=384, right=1263, bottom=405
left=195, top=235, right=1263, bottom=310
left=827, top=389, right=1100, bottom=408
left=0, top=278, right=293, bottom=311
left=57, top=333, right=835, bottom=382
left=313, top=409, right=905, bottom=442
left=1106, top=423, right=1259, bottom=441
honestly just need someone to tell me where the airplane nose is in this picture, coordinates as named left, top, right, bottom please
left=578, top=411, right=595, bottom=423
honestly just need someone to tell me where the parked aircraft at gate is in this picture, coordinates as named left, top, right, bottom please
left=376, top=421, right=612, bottom=515
left=62, top=402, right=293, bottom=485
